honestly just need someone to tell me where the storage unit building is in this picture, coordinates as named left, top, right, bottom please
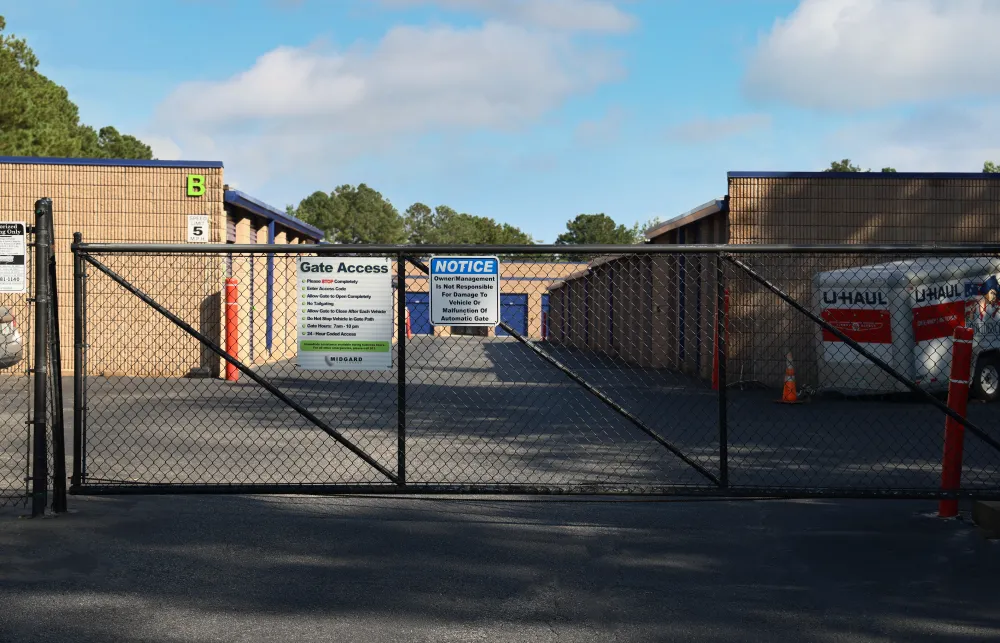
left=548, top=172, right=1000, bottom=387
left=0, top=156, right=323, bottom=377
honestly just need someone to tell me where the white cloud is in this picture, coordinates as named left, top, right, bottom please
left=379, top=0, right=636, bottom=33
left=153, top=21, right=623, bottom=185
left=665, top=113, right=771, bottom=144
left=744, top=0, right=1000, bottom=110
left=830, top=104, right=1000, bottom=171
left=142, top=135, right=183, bottom=160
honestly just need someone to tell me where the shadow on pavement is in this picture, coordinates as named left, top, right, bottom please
left=0, top=495, right=998, bottom=642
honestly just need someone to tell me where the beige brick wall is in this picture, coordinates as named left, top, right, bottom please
left=0, top=162, right=226, bottom=376
left=551, top=175, right=1000, bottom=387
left=727, top=175, right=1000, bottom=386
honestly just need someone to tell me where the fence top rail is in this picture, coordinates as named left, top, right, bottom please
left=71, top=241, right=1000, bottom=255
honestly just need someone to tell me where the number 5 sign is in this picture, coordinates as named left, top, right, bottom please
left=187, top=214, right=209, bottom=243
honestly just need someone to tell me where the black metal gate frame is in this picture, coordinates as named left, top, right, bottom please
left=13, top=199, right=69, bottom=517
left=69, top=241, right=1000, bottom=500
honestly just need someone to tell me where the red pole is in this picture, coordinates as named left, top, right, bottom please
left=939, top=325, right=974, bottom=518
left=225, top=278, right=239, bottom=382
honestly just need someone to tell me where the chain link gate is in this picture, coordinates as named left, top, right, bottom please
left=0, top=199, right=68, bottom=516
left=68, top=241, right=1000, bottom=499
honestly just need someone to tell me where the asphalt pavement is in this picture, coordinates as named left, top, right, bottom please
left=1, top=495, right=998, bottom=642
left=65, top=336, right=1000, bottom=493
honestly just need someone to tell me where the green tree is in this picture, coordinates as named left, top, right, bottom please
left=825, top=159, right=863, bottom=172
left=403, top=203, right=534, bottom=245
left=555, top=213, right=642, bottom=245
left=825, top=159, right=897, bottom=173
left=293, top=184, right=405, bottom=244
left=984, top=161, right=1000, bottom=173
left=84, top=126, right=153, bottom=159
left=0, top=16, right=152, bottom=159
left=403, top=202, right=435, bottom=244
left=640, top=216, right=663, bottom=239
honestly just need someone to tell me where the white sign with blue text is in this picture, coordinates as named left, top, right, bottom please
left=429, top=256, right=501, bottom=326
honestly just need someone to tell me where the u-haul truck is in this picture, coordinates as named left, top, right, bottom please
left=813, top=257, right=1000, bottom=401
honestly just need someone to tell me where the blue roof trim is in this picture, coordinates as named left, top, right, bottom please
left=728, top=171, right=1000, bottom=180
left=0, top=155, right=223, bottom=169
left=224, top=190, right=324, bottom=241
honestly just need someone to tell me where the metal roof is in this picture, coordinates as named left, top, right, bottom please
left=224, top=190, right=324, bottom=241
left=643, top=197, right=727, bottom=240
left=728, top=171, right=1000, bottom=180
left=0, top=156, right=223, bottom=169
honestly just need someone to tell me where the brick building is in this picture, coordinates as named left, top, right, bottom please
left=0, top=156, right=323, bottom=376
left=546, top=172, right=1000, bottom=387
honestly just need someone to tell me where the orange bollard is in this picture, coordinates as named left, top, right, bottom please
left=405, top=306, right=412, bottom=339
left=939, top=326, right=974, bottom=518
left=225, top=278, right=239, bottom=382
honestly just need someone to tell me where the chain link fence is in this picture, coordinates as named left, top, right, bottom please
left=0, top=238, right=31, bottom=507
left=69, top=243, right=1000, bottom=498
left=0, top=200, right=67, bottom=515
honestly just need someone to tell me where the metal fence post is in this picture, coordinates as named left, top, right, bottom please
left=397, top=253, right=406, bottom=486
left=45, top=203, right=67, bottom=513
left=716, top=253, right=728, bottom=488
left=30, top=198, right=51, bottom=516
left=72, top=232, right=85, bottom=489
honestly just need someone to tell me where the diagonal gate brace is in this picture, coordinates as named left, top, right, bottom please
left=82, top=254, right=400, bottom=484
left=405, top=256, right=720, bottom=486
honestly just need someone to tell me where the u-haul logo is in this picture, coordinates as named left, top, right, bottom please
left=822, top=291, right=889, bottom=306
left=913, top=283, right=961, bottom=303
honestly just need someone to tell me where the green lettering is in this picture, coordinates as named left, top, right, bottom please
left=187, top=175, right=205, bottom=197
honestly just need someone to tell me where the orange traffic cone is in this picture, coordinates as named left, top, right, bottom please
left=778, top=352, right=801, bottom=404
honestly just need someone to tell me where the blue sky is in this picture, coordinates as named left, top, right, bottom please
left=3, top=0, right=999, bottom=242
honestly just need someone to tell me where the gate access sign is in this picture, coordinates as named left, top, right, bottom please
left=0, top=222, right=26, bottom=294
left=430, top=256, right=500, bottom=326
left=296, top=257, right=393, bottom=370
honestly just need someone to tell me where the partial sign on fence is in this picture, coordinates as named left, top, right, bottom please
left=296, top=256, right=393, bottom=370
left=0, top=222, right=26, bottom=294
left=429, top=255, right=500, bottom=326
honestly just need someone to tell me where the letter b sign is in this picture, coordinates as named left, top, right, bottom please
left=187, top=174, right=205, bottom=197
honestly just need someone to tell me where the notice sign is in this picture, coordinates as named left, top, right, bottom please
left=429, top=256, right=500, bottom=326
left=296, top=257, right=393, bottom=370
left=0, top=222, right=26, bottom=293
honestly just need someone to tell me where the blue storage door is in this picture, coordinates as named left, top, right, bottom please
left=541, top=294, right=550, bottom=339
left=406, top=292, right=432, bottom=335
left=497, top=294, right=528, bottom=337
